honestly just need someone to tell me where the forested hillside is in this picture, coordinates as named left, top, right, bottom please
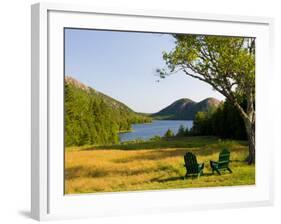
left=65, top=76, right=151, bottom=146
left=152, top=97, right=221, bottom=120
left=191, top=98, right=247, bottom=140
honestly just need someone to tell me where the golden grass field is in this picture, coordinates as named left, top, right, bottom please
left=65, top=137, right=255, bottom=194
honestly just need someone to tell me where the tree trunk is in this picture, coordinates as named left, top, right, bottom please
left=232, top=97, right=255, bottom=165
left=244, top=119, right=255, bottom=164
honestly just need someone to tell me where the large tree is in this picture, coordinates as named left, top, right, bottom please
left=157, top=35, right=255, bottom=164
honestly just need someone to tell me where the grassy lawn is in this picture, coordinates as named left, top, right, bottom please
left=65, top=136, right=255, bottom=194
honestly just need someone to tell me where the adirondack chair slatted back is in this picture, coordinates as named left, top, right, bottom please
left=218, top=149, right=230, bottom=169
left=184, top=152, right=198, bottom=174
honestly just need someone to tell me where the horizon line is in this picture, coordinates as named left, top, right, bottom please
left=65, top=75, right=224, bottom=114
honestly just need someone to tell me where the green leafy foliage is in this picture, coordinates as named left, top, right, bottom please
left=158, top=34, right=255, bottom=164
left=176, top=125, right=186, bottom=137
left=65, top=77, right=151, bottom=146
left=164, top=129, right=174, bottom=137
left=192, top=110, right=215, bottom=136
left=211, top=99, right=247, bottom=140
left=191, top=98, right=247, bottom=140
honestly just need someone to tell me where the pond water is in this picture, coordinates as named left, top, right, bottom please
left=119, top=120, right=193, bottom=142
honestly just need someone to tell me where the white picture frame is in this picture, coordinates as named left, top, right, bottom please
left=31, top=2, right=275, bottom=221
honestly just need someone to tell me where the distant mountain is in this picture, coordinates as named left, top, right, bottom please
left=151, top=97, right=221, bottom=120
left=65, top=76, right=151, bottom=146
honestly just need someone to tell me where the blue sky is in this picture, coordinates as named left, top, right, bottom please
left=65, top=28, right=224, bottom=113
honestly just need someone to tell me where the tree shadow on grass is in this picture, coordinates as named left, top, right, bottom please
left=150, top=172, right=216, bottom=183
left=86, top=136, right=219, bottom=151
left=65, top=166, right=108, bottom=180
left=112, top=147, right=221, bottom=163
left=151, top=176, right=184, bottom=183
left=65, top=165, right=167, bottom=180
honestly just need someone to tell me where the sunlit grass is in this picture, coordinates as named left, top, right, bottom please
left=65, top=136, right=255, bottom=194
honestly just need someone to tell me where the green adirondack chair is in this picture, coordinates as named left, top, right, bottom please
left=210, top=149, right=232, bottom=175
left=183, top=152, right=204, bottom=179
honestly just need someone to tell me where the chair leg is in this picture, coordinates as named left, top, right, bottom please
left=210, top=161, right=213, bottom=169
left=197, top=169, right=204, bottom=178
left=227, top=167, right=232, bottom=173
left=215, top=168, right=221, bottom=175
left=210, top=161, right=215, bottom=174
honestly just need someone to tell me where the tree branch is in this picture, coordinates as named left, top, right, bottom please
left=180, top=66, right=250, bottom=122
left=181, top=68, right=230, bottom=99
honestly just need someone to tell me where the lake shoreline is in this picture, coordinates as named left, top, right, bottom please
left=119, top=120, right=193, bottom=142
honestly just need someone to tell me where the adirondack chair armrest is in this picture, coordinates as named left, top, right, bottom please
left=218, top=160, right=230, bottom=164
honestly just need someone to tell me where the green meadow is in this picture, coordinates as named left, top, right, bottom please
left=65, top=136, right=255, bottom=194
left=64, top=33, right=256, bottom=194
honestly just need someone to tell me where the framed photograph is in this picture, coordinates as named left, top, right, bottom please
left=31, top=2, right=274, bottom=221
